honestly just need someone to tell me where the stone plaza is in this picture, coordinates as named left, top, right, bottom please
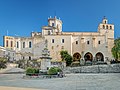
left=0, top=73, right=120, bottom=90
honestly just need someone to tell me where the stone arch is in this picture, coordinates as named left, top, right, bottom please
left=103, top=25, right=105, bottom=29
left=73, top=52, right=81, bottom=61
left=95, top=52, right=104, bottom=61
left=48, top=31, right=51, bottom=35
left=106, top=25, right=108, bottom=29
left=84, top=52, right=93, bottom=61
left=105, top=21, right=106, bottom=24
left=110, top=26, right=112, bottom=29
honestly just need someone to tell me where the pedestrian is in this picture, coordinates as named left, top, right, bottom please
left=57, top=71, right=60, bottom=77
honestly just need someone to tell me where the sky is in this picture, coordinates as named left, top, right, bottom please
left=0, top=0, right=120, bottom=46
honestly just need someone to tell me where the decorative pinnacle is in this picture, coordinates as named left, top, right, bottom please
left=103, top=16, right=107, bottom=19
left=54, top=16, right=57, bottom=19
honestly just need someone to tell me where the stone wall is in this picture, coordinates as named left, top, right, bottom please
left=65, top=64, right=120, bottom=73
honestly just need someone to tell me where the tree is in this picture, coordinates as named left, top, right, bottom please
left=60, top=50, right=72, bottom=66
left=0, top=57, right=7, bottom=69
left=60, top=50, right=68, bottom=61
left=111, top=38, right=120, bottom=61
left=64, top=54, right=73, bottom=66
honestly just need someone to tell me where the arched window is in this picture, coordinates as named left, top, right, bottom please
left=29, top=56, right=31, bottom=60
left=87, top=41, right=90, bottom=45
left=52, top=23, right=54, bottom=27
left=103, top=25, right=105, bottom=29
left=11, top=41, right=13, bottom=47
left=106, top=25, right=108, bottom=29
left=23, top=42, right=25, bottom=48
left=76, top=41, right=78, bottom=44
left=110, top=26, right=112, bottom=29
left=17, top=42, right=19, bottom=48
left=62, top=39, right=64, bottom=43
left=6, top=40, right=8, bottom=47
left=52, top=39, right=54, bottom=43
left=105, top=21, right=106, bottom=24
left=98, top=41, right=100, bottom=44
left=48, top=31, right=51, bottom=35
left=29, top=41, right=32, bottom=48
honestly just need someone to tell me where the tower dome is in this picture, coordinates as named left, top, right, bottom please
left=102, top=16, right=108, bottom=24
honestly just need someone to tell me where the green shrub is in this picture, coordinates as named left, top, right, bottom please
left=48, top=67, right=62, bottom=75
left=34, top=68, right=39, bottom=73
left=55, top=67, right=62, bottom=72
left=26, top=67, right=34, bottom=75
left=26, top=67, right=39, bottom=76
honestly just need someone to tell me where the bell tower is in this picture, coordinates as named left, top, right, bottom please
left=98, top=16, right=114, bottom=59
left=42, top=16, right=62, bottom=36
left=102, top=16, right=108, bottom=24
left=98, top=16, right=114, bottom=39
left=48, top=16, right=62, bottom=34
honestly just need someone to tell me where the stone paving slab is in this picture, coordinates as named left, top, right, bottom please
left=0, top=86, right=46, bottom=90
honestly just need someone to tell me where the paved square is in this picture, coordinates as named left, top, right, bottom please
left=0, top=73, right=120, bottom=90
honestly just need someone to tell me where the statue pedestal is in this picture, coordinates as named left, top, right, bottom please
left=40, top=57, right=51, bottom=71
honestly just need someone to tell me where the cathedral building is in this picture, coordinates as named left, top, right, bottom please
left=3, top=16, right=114, bottom=63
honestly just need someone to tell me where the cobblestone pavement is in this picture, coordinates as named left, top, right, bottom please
left=0, top=73, right=120, bottom=90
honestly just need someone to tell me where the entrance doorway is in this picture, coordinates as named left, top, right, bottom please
left=95, top=52, right=104, bottom=61
left=73, top=53, right=81, bottom=61
left=84, top=52, right=93, bottom=61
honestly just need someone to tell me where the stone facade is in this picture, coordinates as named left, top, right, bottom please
left=0, top=46, right=15, bottom=61
left=3, top=35, right=45, bottom=61
left=3, top=16, right=114, bottom=62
